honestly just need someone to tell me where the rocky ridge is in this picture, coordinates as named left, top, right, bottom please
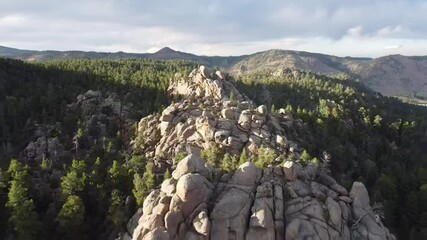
left=4, top=45, right=427, bottom=98
left=125, top=66, right=395, bottom=240
left=134, top=66, right=303, bottom=167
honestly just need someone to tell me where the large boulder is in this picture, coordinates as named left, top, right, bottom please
left=199, top=65, right=211, bottom=78
left=230, top=162, right=261, bottom=186
left=172, top=154, right=211, bottom=180
left=174, top=173, right=212, bottom=217
left=350, top=182, right=396, bottom=240
left=175, top=174, right=212, bottom=203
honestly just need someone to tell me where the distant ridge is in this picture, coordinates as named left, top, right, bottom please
left=1, top=45, right=427, bottom=98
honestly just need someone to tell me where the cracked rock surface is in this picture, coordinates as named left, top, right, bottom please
left=125, top=154, right=395, bottom=240
left=125, top=66, right=395, bottom=240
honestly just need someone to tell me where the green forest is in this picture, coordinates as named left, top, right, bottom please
left=0, top=58, right=195, bottom=239
left=0, top=58, right=427, bottom=239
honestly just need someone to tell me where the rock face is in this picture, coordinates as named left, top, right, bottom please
left=135, top=65, right=298, bottom=163
left=126, top=154, right=395, bottom=240
left=22, top=90, right=128, bottom=166
left=127, top=66, right=395, bottom=240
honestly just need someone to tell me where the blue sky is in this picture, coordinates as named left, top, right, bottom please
left=1, top=0, right=426, bottom=57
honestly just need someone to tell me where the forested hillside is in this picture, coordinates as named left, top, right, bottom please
left=3, top=45, right=427, bottom=100
left=0, top=58, right=426, bottom=239
left=234, top=69, right=427, bottom=237
left=0, top=58, right=196, bottom=239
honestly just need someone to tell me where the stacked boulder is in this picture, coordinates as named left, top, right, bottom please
left=128, top=66, right=395, bottom=239
left=135, top=66, right=296, bottom=162
left=125, top=154, right=395, bottom=240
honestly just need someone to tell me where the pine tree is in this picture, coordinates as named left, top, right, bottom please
left=61, top=160, right=88, bottom=197
left=133, top=162, right=156, bottom=206
left=90, top=157, right=103, bottom=187
left=40, top=158, right=51, bottom=171
left=221, top=154, right=234, bottom=173
left=132, top=173, right=145, bottom=206
left=109, top=160, right=130, bottom=192
left=373, top=114, right=383, bottom=127
left=57, top=195, right=85, bottom=238
left=7, top=159, right=27, bottom=181
left=127, top=155, right=146, bottom=174
left=239, top=148, right=249, bottom=165
left=6, top=161, right=39, bottom=240
left=142, top=162, right=156, bottom=192
left=300, top=150, right=312, bottom=165
left=108, top=189, right=125, bottom=227
left=201, top=144, right=222, bottom=168
left=271, top=104, right=276, bottom=112
left=255, top=147, right=277, bottom=169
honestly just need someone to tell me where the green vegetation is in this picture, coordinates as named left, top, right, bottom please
left=0, top=57, right=427, bottom=239
left=6, top=160, right=40, bottom=240
left=0, top=58, right=195, bottom=238
left=57, top=195, right=85, bottom=239
left=61, top=160, right=88, bottom=197
left=201, top=144, right=223, bottom=168
left=132, top=162, right=156, bottom=206
left=235, top=69, right=427, bottom=238
left=221, top=153, right=239, bottom=173
left=255, top=146, right=277, bottom=169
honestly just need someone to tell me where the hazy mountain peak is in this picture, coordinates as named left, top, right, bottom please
left=155, top=47, right=177, bottom=54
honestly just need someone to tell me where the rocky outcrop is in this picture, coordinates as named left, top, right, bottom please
left=134, top=66, right=300, bottom=163
left=125, top=154, right=395, bottom=240
left=127, top=66, right=395, bottom=240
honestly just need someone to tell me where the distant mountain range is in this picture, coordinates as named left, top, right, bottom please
left=1, top=45, right=426, bottom=98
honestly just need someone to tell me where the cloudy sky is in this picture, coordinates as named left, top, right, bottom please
left=1, top=0, right=427, bottom=57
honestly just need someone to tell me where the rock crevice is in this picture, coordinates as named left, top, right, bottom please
left=126, top=66, right=395, bottom=240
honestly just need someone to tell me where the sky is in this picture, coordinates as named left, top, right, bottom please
left=1, top=0, right=427, bottom=57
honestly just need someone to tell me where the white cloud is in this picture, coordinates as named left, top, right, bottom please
left=1, top=0, right=427, bottom=57
left=0, top=14, right=26, bottom=27
left=345, top=26, right=365, bottom=39
left=376, top=26, right=405, bottom=38
left=384, top=45, right=403, bottom=50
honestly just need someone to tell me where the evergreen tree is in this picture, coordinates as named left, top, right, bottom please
left=7, top=159, right=27, bottom=181
left=6, top=161, right=39, bottom=240
left=132, top=173, right=145, bottom=206
left=373, top=114, right=383, bottom=127
left=127, top=155, right=146, bottom=174
left=40, top=158, right=52, bottom=171
left=201, top=144, right=222, bottom=168
left=239, top=148, right=249, bottom=165
left=255, top=147, right=277, bottom=169
left=221, top=154, right=233, bottom=173
left=300, top=150, right=312, bottom=165
left=271, top=104, right=276, bottom=112
left=132, top=162, right=156, bottom=206
left=7, top=189, right=39, bottom=240
left=108, top=189, right=125, bottom=228
left=109, top=160, right=130, bottom=192
left=57, top=195, right=85, bottom=238
left=61, top=160, right=88, bottom=197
